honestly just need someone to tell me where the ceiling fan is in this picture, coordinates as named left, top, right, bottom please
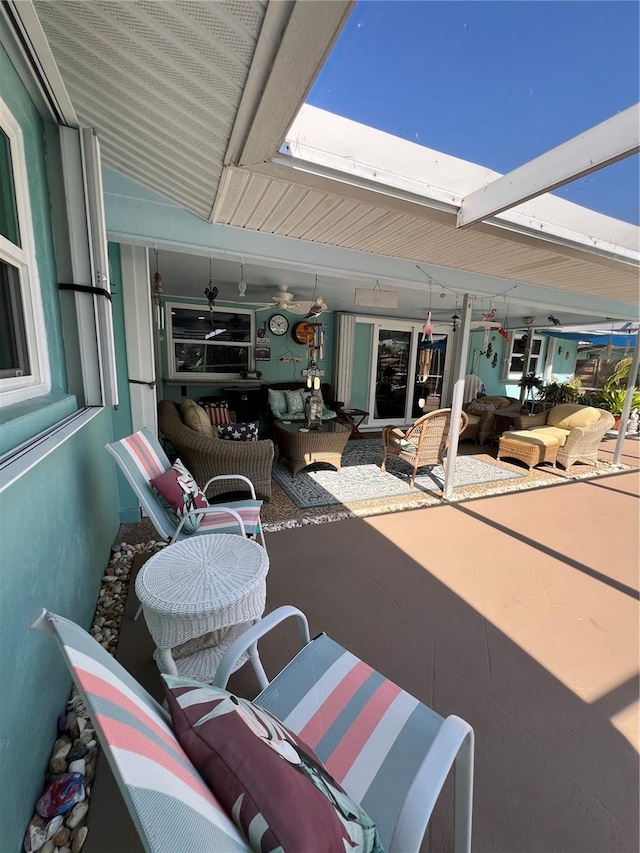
left=258, top=285, right=327, bottom=317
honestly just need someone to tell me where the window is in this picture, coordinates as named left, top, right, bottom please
left=0, top=97, right=49, bottom=403
left=505, top=331, right=545, bottom=380
left=167, top=303, right=254, bottom=380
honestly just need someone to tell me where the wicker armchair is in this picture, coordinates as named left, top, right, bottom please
left=381, top=408, right=469, bottom=488
left=508, top=405, right=614, bottom=470
left=157, top=400, right=274, bottom=500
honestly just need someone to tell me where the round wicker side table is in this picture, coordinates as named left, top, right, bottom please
left=135, top=534, right=269, bottom=682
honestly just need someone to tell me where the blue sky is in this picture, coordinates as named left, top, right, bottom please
left=308, top=1, right=639, bottom=224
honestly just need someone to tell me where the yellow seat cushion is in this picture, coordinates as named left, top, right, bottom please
left=547, top=404, right=600, bottom=430
left=465, top=414, right=481, bottom=426
left=529, top=426, right=571, bottom=447
left=180, top=399, right=216, bottom=438
left=502, top=430, right=560, bottom=448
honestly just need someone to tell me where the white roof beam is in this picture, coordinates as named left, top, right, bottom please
left=229, top=1, right=354, bottom=171
left=457, top=104, right=640, bottom=228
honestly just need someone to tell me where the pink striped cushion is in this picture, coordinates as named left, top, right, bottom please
left=163, top=676, right=382, bottom=852
left=120, top=432, right=166, bottom=482
left=45, top=613, right=249, bottom=853
left=255, top=634, right=444, bottom=850
left=198, top=502, right=261, bottom=536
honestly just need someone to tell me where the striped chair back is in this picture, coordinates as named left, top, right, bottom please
left=255, top=633, right=474, bottom=852
left=106, top=428, right=180, bottom=542
left=31, top=610, right=250, bottom=853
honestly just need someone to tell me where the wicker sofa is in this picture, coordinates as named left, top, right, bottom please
left=157, top=399, right=274, bottom=500
left=261, top=382, right=342, bottom=427
left=499, top=404, right=614, bottom=470
left=461, top=395, right=521, bottom=444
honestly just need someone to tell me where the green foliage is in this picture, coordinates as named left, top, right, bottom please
left=539, top=376, right=584, bottom=405
left=518, top=373, right=543, bottom=400
left=597, top=386, right=640, bottom=415
left=596, top=356, right=640, bottom=414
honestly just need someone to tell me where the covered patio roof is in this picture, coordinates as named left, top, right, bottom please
left=20, top=0, right=638, bottom=321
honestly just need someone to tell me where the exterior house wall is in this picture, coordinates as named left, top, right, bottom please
left=0, top=45, right=122, bottom=851
left=466, top=330, right=578, bottom=398
left=157, top=295, right=335, bottom=402
left=0, top=43, right=75, bottom=452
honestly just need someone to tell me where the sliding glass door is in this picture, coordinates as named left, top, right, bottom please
left=367, top=322, right=452, bottom=427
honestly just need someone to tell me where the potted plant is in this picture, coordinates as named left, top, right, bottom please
left=596, top=356, right=640, bottom=428
left=538, top=376, right=584, bottom=408
left=518, top=373, right=543, bottom=410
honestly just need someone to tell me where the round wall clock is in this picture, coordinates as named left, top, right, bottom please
left=268, top=313, right=289, bottom=336
left=291, top=321, right=315, bottom=345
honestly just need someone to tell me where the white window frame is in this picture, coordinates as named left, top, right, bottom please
left=166, top=301, right=255, bottom=382
left=503, top=330, right=546, bottom=382
left=0, top=95, right=50, bottom=405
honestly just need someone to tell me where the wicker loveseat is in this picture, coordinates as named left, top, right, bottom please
left=157, top=399, right=274, bottom=500
left=261, top=382, right=342, bottom=427
left=499, top=404, right=614, bottom=470
left=461, top=396, right=521, bottom=444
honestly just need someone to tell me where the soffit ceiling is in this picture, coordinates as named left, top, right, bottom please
left=34, top=0, right=268, bottom=220
left=215, top=166, right=640, bottom=306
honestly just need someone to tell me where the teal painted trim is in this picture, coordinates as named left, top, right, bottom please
left=0, top=44, right=67, bottom=394
left=104, top=166, right=639, bottom=321
left=351, top=323, right=373, bottom=412
left=0, top=393, right=77, bottom=456
left=107, top=243, right=138, bottom=519
left=0, top=409, right=120, bottom=853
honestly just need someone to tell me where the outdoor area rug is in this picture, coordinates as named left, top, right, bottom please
left=271, top=438, right=525, bottom=509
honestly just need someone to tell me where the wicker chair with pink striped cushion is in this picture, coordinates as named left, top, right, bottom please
left=214, top=607, right=475, bottom=853
left=106, top=428, right=266, bottom=551
left=30, top=610, right=250, bottom=853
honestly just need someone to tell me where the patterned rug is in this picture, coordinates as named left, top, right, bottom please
left=272, top=439, right=525, bottom=509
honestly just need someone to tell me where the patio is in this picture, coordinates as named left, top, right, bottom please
left=81, top=435, right=640, bottom=853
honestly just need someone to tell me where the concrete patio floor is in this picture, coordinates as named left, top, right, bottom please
left=87, top=437, right=639, bottom=853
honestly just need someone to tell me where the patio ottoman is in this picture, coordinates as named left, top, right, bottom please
left=497, top=430, right=559, bottom=469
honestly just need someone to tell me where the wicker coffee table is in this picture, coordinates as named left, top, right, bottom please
left=273, top=420, right=351, bottom=476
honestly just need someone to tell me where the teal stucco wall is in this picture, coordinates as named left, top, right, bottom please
left=0, top=410, right=121, bottom=853
left=466, top=330, right=578, bottom=399
left=158, top=294, right=335, bottom=402
left=0, top=43, right=75, bottom=450
left=1, top=45, right=122, bottom=851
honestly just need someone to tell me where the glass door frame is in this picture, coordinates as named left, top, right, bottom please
left=365, top=319, right=453, bottom=429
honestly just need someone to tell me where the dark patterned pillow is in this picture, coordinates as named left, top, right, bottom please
left=162, top=676, right=382, bottom=853
left=150, top=459, right=208, bottom=533
left=217, top=421, right=259, bottom=442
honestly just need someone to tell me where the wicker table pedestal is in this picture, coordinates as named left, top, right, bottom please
left=273, top=420, right=351, bottom=476
left=497, top=433, right=559, bottom=470
left=135, top=534, right=269, bottom=682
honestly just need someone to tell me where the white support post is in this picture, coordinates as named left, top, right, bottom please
left=443, top=294, right=472, bottom=500
left=613, top=333, right=640, bottom=465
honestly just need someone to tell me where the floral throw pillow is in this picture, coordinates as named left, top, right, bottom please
left=217, top=422, right=259, bottom=442
left=163, top=676, right=383, bottom=853
left=150, top=459, right=208, bottom=533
